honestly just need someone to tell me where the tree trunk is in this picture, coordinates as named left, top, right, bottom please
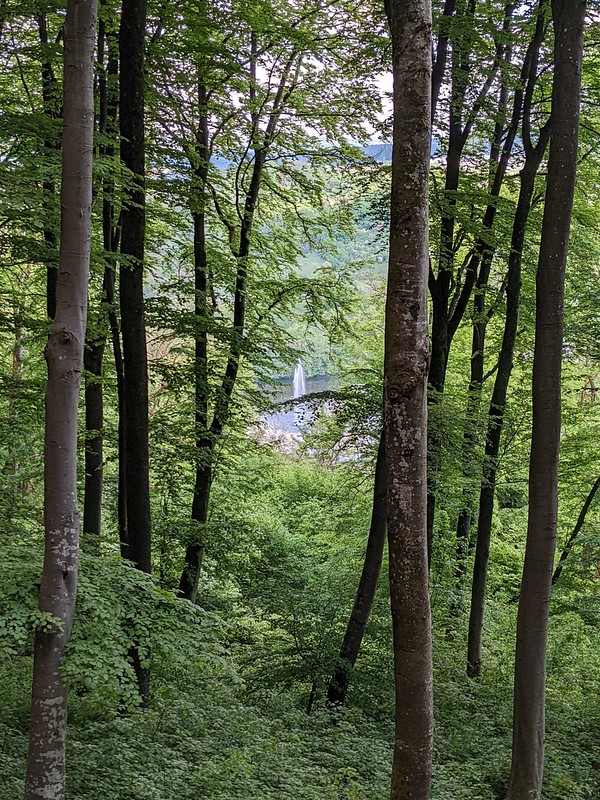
left=426, top=0, right=476, bottom=555
left=83, top=335, right=104, bottom=550
left=119, top=0, right=150, bottom=572
left=452, top=267, right=487, bottom=608
left=506, top=3, right=585, bottom=796
left=453, top=8, right=519, bottom=595
left=179, top=80, right=211, bottom=602
left=467, top=154, right=546, bottom=677
left=179, top=49, right=299, bottom=600
left=24, top=1, right=96, bottom=797
left=103, top=47, right=127, bottom=556
left=384, top=0, right=433, bottom=797
left=107, top=265, right=128, bottom=556
left=426, top=1, right=515, bottom=555
left=36, top=12, right=60, bottom=320
left=466, top=0, right=550, bottom=677
left=327, top=429, right=386, bottom=707
left=119, top=0, right=151, bottom=703
left=82, top=19, right=118, bottom=551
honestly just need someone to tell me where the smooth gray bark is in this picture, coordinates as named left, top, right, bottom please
left=506, top=3, right=585, bottom=797
left=24, top=1, right=96, bottom=797
left=384, top=0, right=433, bottom=797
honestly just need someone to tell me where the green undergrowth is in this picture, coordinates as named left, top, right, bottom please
left=1, top=500, right=599, bottom=800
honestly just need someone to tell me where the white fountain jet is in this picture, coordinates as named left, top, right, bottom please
left=293, top=359, right=306, bottom=399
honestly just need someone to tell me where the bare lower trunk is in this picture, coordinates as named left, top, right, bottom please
left=105, top=265, right=128, bottom=555
left=24, top=2, right=96, bottom=797
left=119, top=0, right=150, bottom=574
left=179, top=461, right=211, bottom=599
left=384, top=1, right=433, bottom=797
left=327, top=429, right=386, bottom=707
left=506, top=3, right=584, bottom=796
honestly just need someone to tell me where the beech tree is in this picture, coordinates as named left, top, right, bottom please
left=23, top=0, right=97, bottom=796
left=466, top=0, right=552, bottom=675
left=328, top=0, right=541, bottom=702
left=0, top=1, right=598, bottom=797
left=506, top=1, right=585, bottom=797
left=82, top=12, right=120, bottom=551
left=178, top=26, right=308, bottom=600
left=146, top=0, right=382, bottom=602
left=418, top=0, right=563, bottom=558
left=119, top=0, right=151, bottom=703
left=384, top=0, right=433, bottom=797
left=426, top=0, right=516, bottom=550
left=119, top=0, right=150, bottom=575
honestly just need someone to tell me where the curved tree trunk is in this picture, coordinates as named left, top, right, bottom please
left=179, top=47, right=300, bottom=601
left=327, top=429, right=386, bottom=707
left=506, top=3, right=585, bottom=796
left=427, top=1, right=517, bottom=557
left=466, top=0, right=551, bottom=677
left=466, top=161, right=538, bottom=677
left=384, top=0, right=433, bottom=796
left=24, top=1, right=96, bottom=796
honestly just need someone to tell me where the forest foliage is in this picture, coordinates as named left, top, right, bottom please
left=0, top=0, right=599, bottom=798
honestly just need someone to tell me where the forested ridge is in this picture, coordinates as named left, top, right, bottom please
left=0, top=0, right=599, bottom=798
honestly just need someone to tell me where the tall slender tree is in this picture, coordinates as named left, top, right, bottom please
left=24, top=0, right=97, bottom=796
left=466, top=0, right=552, bottom=676
left=83, top=14, right=119, bottom=550
left=384, top=0, right=433, bottom=797
left=119, top=0, right=151, bottom=701
left=426, top=0, right=528, bottom=552
left=179, top=41, right=304, bottom=601
left=467, top=123, right=551, bottom=678
left=506, top=2, right=585, bottom=796
left=168, top=2, right=380, bottom=601
left=119, top=0, right=150, bottom=570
